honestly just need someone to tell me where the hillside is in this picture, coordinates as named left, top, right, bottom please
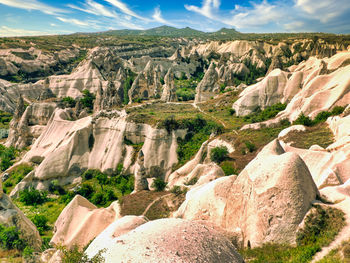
left=0, top=31, right=350, bottom=262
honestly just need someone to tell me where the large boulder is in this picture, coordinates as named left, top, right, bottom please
left=85, top=215, right=148, bottom=258
left=87, top=218, right=244, bottom=263
left=175, top=139, right=318, bottom=247
left=50, top=195, right=120, bottom=249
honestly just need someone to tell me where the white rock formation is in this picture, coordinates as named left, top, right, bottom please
left=87, top=218, right=244, bottom=263
left=50, top=195, right=120, bottom=249
left=85, top=215, right=148, bottom=258
left=175, top=139, right=318, bottom=247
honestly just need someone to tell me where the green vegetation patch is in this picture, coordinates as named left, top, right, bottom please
left=174, top=76, right=201, bottom=102
left=0, top=145, right=17, bottom=172
left=240, top=205, right=345, bottom=263
left=0, top=111, right=12, bottom=129
left=3, top=164, right=33, bottom=194
left=243, top=103, right=287, bottom=123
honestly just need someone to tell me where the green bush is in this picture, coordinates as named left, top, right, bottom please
left=19, top=188, right=48, bottom=206
left=0, top=145, right=16, bottom=171
left=220, top=161, right=238, bottom=176
left=0, top=225, right=25, bottom=250
left=293, top=113, right=313, bottom=126
left=184, top=177, right=198, bottom=186
left=59, top=245, right=105, bottom=263
left=245, top=141, right=257, bottom=153
left=152, top=178, right=167, bottom=192
left=229, top=109, right=236, bottom=115
left=31, top=214, right=49, bottom=235
left=244, top=103, right=287, bottom=123
left=80, top=90, right=95, bottom=111
left=160, top=115, right=179, bottom=134
left=210, top=146, right=229, bottom=163
left=76, top=184, right=94, bottom=200
left=48, top=180, right=65, bottom=195
left=62, top=97, right=76, bottom=108
left=170, top=185, right=186, bottom=196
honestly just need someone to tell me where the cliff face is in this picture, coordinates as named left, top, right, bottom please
left=10, top=108, right=186, bottom=196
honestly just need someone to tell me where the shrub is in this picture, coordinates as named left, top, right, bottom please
left=19, top=188, right=48, bottom=206
left=293, top=112, right=313, bottom=126
left=331, top=106, right=345, bottom=115
left=0, top=145, right=16, bottom=171
left=220, top=161, right=238, bottom=176
left=80, top=89, right=95, bottom=111
left=0, top=225, right=25, bottom=250
left=244, top=141, right=256, bottom=153
left=31, top=214, right=49, bottom=235
left=184, top=177, right=198, bottom=186
left=244, top=103, right=287, bottom=123
left=229, top=109, right=236, bottom=115
left=62, top=97, right=76, bottom=108
left=76, top=184, right=94, bottom=200
left=210, top=146, right=229, bottom=163
left=170, top=185, right=185, bottom=196
left=48, top=180, right=65, bottom=195
left=152, top=178, right=167, bottom=192
left=161, top=115, right=179, bottom=134
left=59, top=245, right=105, bottom=263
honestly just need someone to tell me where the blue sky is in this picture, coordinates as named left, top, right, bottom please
left=0, top=0, right=350, bottom=36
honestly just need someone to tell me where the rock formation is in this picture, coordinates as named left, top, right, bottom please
left=195, top=62, right=220, bottom=103
left=50, top=195, right=120, bottom=249
left=87, top=218, right=244, bottom=263
left=175, top=139, right=318, bottom=247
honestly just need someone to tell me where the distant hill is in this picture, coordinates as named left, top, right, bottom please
left=97, top=26, right=242, bottom=39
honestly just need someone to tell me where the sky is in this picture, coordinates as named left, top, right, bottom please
left=0, top=0, right=350, bottom=37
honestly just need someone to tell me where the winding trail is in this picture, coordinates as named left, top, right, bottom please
left=312, top=193, right=350, bottom=262
left=142, top=193, right=172, bottom=216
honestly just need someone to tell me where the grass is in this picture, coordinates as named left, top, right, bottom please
left=3, top=164, right=34, bottom=194
left=281, top=123, right=334, bottom=149
left=240, top=205, right=345, bottom=263
left=0, top=111, right=12, bottom=129
left=318, top=239, right=350, bottom=263
left=14, top=198, right=66, bottom=239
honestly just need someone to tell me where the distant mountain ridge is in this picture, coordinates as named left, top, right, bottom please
left=96, top=25, right=242, bottom=38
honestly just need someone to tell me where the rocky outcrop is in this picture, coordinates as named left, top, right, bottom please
left=278, top=114, right=350, bottom=188
left=195, top=62, right=220, bottom=103
left=0, top=192, right=42, bottom=250
left=175, top=139, right=318, bottom=247
left=233, top=51, right=350, bottom=120
left=128, top=61, right=163, bottom=103
left=85, top=215, right=148, bottom=258
left=50, top=195, right=120, bottom=249
left=86, top=218, right=244, bottom=263
left=10, top=109, right=186, bottom=195
left=167, top=138, right=233, bottom=188
left=160, top=68, right=177, bottom=102
left=6, top=102, right=57, bottom=148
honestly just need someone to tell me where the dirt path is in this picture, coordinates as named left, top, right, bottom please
left=312, top=194, right=350, bottom=262
left=142, top=193, right=172, bottom=216
left=192, top=103, right=228, bottom=129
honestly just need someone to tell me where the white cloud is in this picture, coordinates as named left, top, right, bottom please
left=152, top=6, right=176, bottom=26
left=68, top=0, right=118, bottom=18
left=104, top=0, right=148, bottom=21
left=296, top=0, right=350, bottom=23
left=0, top=26, right=50, bottom=37
left=56, top=17, right=97, bottom=28
left=224, top=0, right=283, bottom=29
left=284, top=21, right=305, bottom=31
left=185, top=0, right=220, bottom=19
left=0, top=0, right=67, bottom=15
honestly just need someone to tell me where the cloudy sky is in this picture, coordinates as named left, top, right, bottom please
left=0, top=0, right=349, bottom=36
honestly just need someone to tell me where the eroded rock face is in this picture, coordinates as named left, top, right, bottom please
left=175, top=139, right=318, bottom=247
left=87, top=218, right=244, bottom=263
left=160, top=68, right=177, bottom=102
left=50, top=195, right=120, bottom=249
left=0, top=193, right=42, bottom=250
left=6, top=102, right=57, bottom=148
left=10, top=109, right=186, bottom=195
left=195, top=62, right=220, bottom=103
left=233, top=51, right=350, bottom=121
